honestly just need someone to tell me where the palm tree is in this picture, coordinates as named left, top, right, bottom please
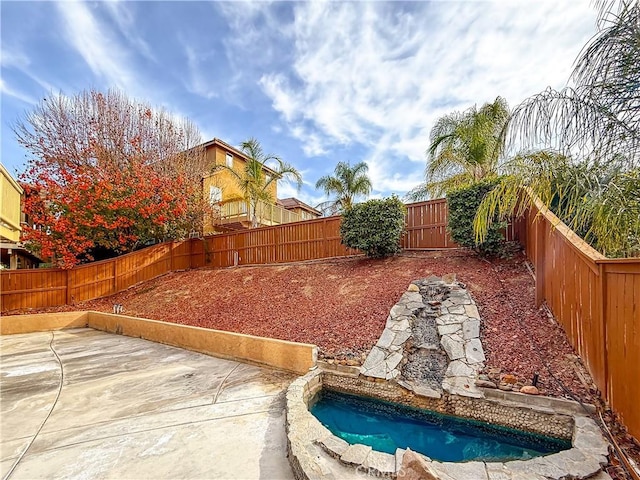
left=213, top=137, right=302, bottom=228
left=475, top=1, right=640, bottom=257
left=406, top=97, right=510, bottom=200
left=315, top=161, right=372, bottom=215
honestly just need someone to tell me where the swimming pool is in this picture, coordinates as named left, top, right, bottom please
left=310, top=389, right=571, bottom=462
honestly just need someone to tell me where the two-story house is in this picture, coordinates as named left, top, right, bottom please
left=200, top=138, right=321, bottom=233
left=0, top=163, right=40, bottom=269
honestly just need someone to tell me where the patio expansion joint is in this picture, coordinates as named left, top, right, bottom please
left=3, top=331, right=64, bottom=480
left=23, top=408, right=278, bottom=456
left=212, top=362, right=241, bottom=404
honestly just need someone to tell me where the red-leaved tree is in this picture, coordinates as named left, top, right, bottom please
left=16, top=89, right=212, bottom=268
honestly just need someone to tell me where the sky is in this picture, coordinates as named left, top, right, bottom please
left=1, top=0, right=599, bottom=208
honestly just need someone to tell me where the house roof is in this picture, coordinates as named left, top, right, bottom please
left=277, top=197, right=322, bottom=216
left=198, top=138, right=278, bottom=176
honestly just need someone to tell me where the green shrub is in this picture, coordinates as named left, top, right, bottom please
left=447, top=180, right=507, bottom=256
left=340, top=196, right=406, bottom=258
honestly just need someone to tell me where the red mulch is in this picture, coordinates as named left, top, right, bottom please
left=7, top=249, right=639, bottom=478
left=10, top=250, right=593, bottom=400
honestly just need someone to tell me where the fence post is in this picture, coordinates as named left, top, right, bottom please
left=112, top=260, right=117, bottom=294
left=534, top=214, right=546, bottom=307
left=322, top=218, right=328, bottom=257
left=598, top=262, right=610, bottom=402
left=170, top=241, right=174, bottom=271
left=65, top=269, right=72, bottom=305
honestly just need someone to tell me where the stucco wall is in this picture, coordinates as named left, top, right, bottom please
left=0, top=163, right=23, bottom=243
left=1, top=310, right=317, bottom=374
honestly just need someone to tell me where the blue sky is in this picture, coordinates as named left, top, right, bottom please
left=1, top=1, right=598, bottom=207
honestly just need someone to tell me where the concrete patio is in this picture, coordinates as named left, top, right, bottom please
left=1, top=328, right=295, bottom=479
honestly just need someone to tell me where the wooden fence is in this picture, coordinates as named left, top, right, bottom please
left=191, top=215, right=359, bottom=269
left=517, top=197, right=640, bottom=439
left=1, top=241, right=192, bottom=311
left=0, top=200, right=453, bottom=311
left=1, top=196, right=638, bottom=439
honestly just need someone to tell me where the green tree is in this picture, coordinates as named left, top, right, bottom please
left=213, top=137, right=302, bottom=228
left=315, top=161, right=372, bottom=215
left=407, top=97, right=510, bottom=200
left=475, top=1, right=640, bottom=257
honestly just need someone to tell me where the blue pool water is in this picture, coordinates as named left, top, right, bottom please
left=310, top=390, right=571, bottom=462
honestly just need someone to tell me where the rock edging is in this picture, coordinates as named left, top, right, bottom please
left=285, top=369, right=611, bottom=480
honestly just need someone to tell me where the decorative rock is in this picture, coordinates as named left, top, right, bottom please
left=505, top=457, right=565, bottom=479
left=545, top=449, right=604, bottom=479
left=400, top=291, right=424, bottom=305
left=437, top=324, right=462, bottom=336
left=361, top=346, right=386, bottom=371
left=441, top=335, right=465, bottom=360
left=390, top=318, right=411, bottom=332
left=407, top=283, right=420, bottom=292
left=340, top=443, right=372, bottom=466
left=485, top=462, right=514, bottom=480
left=436, top=314, right=467, bottom=326
left=318, top=435, right=349, bottom=458
left=376, top=328, right=396, bottom=349
left=520, top=385, right=539, bottom=395
left=395, top=448, right=406, bottom=473
left=442, top=376, right=483, bottom=398
left=391, top=330, right=412, bottom=346
left=446, top=360, right=475, bottom=378
left=464, top=304, right=480, bottom=319
left=476, top=379, right=498, bottom=389
left=478, top=374, right=490, bottom=381
left=412, top=384, right=442, bottom=399
left=442, top=273, right=456, bottom=284
left=363, top=450, right=396, bottom=476
left=498, top=383, right=512, bottom=391
left=400, top=450, right=439, bottom=480
left=462, top=319, right=480, bottom=340
left=447, top=305, right=466, bottom=315
left=502, top=374, right=518, bottom=384
left=385, top=351, right=403, bottom=371
left=430, top=460, right=488, bottom=480
left=390, top=304, right=413, bottom=318
left=465, top=338, right=486, bottom=364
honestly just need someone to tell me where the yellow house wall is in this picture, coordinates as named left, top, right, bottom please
left=286, top=206, right=320, bottom=221
left=0, top=163, right=23, bottom=243
left=202, top=143, right=278, bottom=205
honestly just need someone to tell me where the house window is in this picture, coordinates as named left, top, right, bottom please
left=209, top=186, right=222, bottom=204
left=225, top=153, right=233, bottom=167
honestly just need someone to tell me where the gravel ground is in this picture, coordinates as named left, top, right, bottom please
left=7, top=249, right=639, bottom=478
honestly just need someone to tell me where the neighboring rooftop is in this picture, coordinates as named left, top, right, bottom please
left=278, top=197, right=322, bottom=216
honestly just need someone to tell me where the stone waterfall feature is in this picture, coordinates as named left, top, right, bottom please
left=360, top=276, right=486, bottom=398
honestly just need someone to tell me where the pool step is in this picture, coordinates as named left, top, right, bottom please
left=317, top=436, right=396, bottom=477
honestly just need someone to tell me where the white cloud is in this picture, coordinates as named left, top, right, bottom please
left=103, top=1, right=156, bottom=63
left=182, top=43, right=219, bottom=100
left=0, top=78, right=37, bottom=105
left=224, top=1, right=598, bottom=196
left=55, top=0, right=138, bottom=93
